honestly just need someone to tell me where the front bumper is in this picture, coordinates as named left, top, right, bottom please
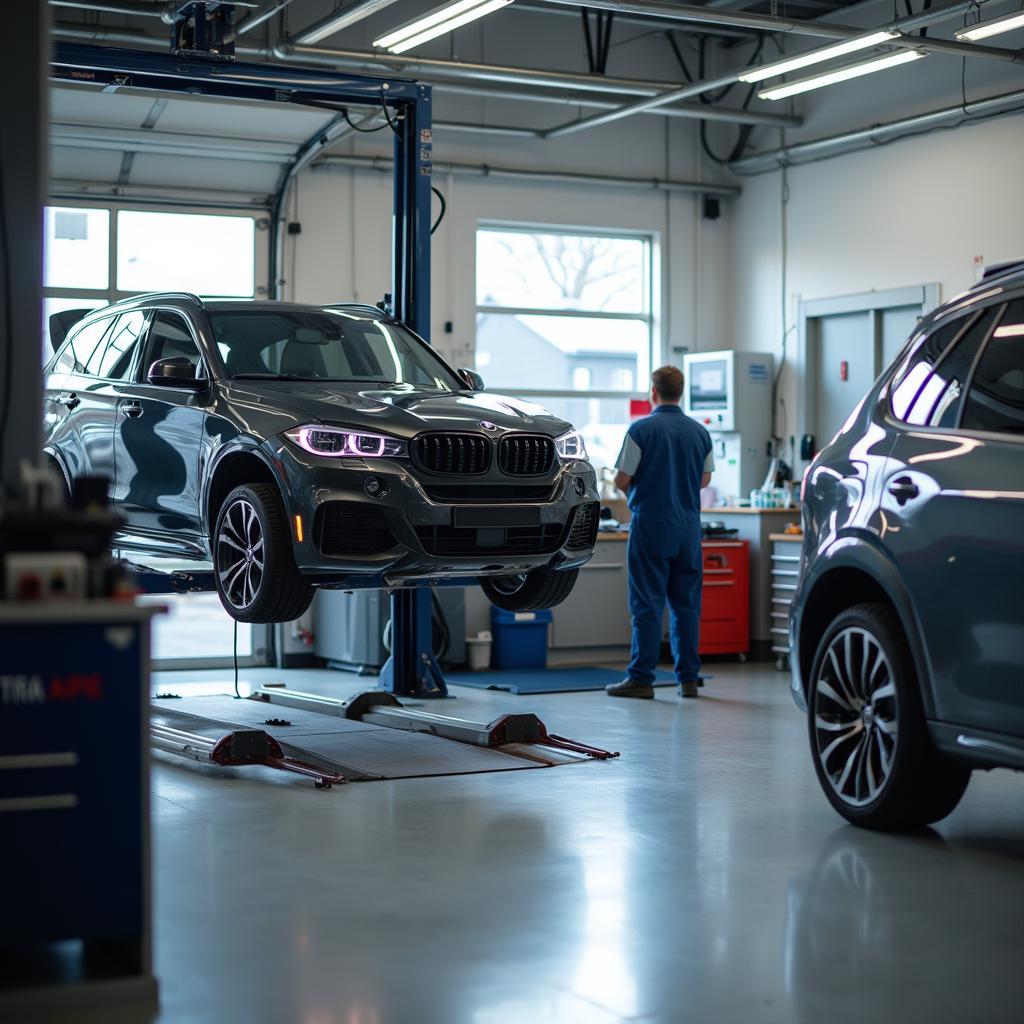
left=266, top=439, right=599, bottom=587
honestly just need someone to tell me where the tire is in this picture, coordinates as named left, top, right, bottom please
left=213, top=483, right=314, bottom=624
left=481, top=567, right=579, bottom=612
left=807, top=602, right=970, bottom=830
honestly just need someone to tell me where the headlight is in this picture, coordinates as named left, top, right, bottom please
left=555, top=430, right=588, bottom=461
left=285, top=425, right=408, bottom=459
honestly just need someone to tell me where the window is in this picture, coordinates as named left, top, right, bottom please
left=42, top=203, right=259, bottom=358
left=142, top=311, right=203, bottom=377
left=891, top=307, right=998, bottom=427
left=961, top=300, right=1024, bottom=435
left=208, top=310, right=460, bottom=388
left=475, top=225, right=654, bottom=478
left=57, top=317, right=114, bottom=375
left=89, top=311, right=148, bottom=380
left=116, top=211, right=255, bottom=296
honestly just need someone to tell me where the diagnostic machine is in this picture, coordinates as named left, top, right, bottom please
left=682, top=350, right=773, bottom=503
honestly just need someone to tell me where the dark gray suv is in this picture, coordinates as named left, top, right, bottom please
left=791, top=262, right=1024, bottom=829
left=43, top=294, right=599, bottom=623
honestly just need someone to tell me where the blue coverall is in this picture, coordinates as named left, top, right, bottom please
left=614, top=405, right=713, bottom=685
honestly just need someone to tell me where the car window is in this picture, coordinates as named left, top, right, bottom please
left=58, top=317, right=114, bottom=375
left=890, top=306, right=998, bottom=427
left=85, top=310, right=148, bottom=380
left=207, top=309, right=460, bottom=390
left=142, top=310, right=205, bottom=379
left=960, top=300, right=1024, bottom=436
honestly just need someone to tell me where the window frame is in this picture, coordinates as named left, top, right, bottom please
left=138, top=307, right=209, bottom=386
left=474, top=221, right=656, bottom=403
left=43, top=199, right=267, bottom=357
left=884, top=298, right=1006, bottom=435
left=957, top=297, right=1024, bottom=439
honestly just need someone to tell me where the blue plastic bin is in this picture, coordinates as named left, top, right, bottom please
left=490, top=607, right=552, bottom=670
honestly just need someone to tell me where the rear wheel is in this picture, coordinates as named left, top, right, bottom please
left=481, top=567, right=579, bottom=612
left=213, top=483, right=313, bottom=624
left=807, top=603, right=970, bottom=830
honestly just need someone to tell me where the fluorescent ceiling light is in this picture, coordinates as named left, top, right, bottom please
left=955, top=10, right=1024, bottom=41
left=758, top=50, right=924, bottom=101
left=373, top=0, right=512, bottom=54
left=739, top=30, right=899, bottom=84
left=295, top=0, right=403, bottom=45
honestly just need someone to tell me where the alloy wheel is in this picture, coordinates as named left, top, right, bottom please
left=217, top=498, right=265, bottom=611
left=812, top=626, right=899, bottom=808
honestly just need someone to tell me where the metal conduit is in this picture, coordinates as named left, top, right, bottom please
left=49, top=26, right=802, bottom=129
left=542, top=0, right=1002, bottom=138
left=316, top=152, right=741, bottom=196
left=729, top=86, right=1024, bottom=173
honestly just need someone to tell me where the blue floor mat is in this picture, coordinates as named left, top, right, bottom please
left=446, top=666, right=679, bottom=695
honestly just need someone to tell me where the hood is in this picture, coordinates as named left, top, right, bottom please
left=218, top=381, right=573, bottom=440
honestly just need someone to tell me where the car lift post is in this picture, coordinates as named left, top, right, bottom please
left=50, top=43, right=446, bottom=699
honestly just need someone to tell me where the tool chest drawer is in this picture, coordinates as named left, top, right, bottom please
left=769, top=533, right=802, bottom=670
left=698, top=540, right=749, bottom=657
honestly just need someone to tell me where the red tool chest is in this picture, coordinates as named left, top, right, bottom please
left=699, top=540, right=750, bottom=657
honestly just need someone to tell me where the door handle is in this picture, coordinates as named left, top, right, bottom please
left=887, top=477, right=919, bottom=504
left=58, top=392, right=80, bottom=410
left=121, top=400, right=143, bottom=419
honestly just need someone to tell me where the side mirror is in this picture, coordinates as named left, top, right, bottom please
left=458, top=367, right=485, bottom=391
left=148, top=357, right=205, bottom=391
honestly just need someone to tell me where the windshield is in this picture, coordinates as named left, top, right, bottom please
left=208, top=309, right=461, bottom=390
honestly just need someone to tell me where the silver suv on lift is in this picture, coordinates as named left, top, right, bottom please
left=790, top=260, right=1024, bottom=829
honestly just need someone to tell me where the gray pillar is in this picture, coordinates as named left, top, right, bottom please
left=0, top=1, right=48, bottom=500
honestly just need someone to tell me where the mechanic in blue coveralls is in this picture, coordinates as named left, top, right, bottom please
left=606, top=365, right=714, bottom=700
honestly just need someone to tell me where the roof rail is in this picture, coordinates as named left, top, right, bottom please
left=981, top=259, right=1024, bottom=281
left=324, top=302, right=392, bottom=317
left=108, top=291, right=207, bottom=308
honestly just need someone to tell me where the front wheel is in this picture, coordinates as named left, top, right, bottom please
left=807, top=603, right=970, bottom=830
left=213, top=483, right=314, bottom=624
left=481, top=567, right=579, bottom=612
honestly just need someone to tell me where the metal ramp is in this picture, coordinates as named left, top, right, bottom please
left=152, top=691, right=617, bottom=787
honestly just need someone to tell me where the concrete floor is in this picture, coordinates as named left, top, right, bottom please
left=150, top=663, right=1024, bottom=1024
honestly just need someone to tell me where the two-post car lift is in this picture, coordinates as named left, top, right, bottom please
left=51, top=39, right=446, bottom=699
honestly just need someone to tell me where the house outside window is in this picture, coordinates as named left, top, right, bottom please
left=475, top=225, right=655, bottom=480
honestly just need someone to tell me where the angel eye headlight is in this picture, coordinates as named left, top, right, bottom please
left=285, top=425, right=408, bottom=459
left=554, top=430, right=588, bottom=461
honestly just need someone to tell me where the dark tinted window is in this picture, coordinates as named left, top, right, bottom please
left=961, top=300, right=1024, bottom=435
left=85, top=310, right=147, bottom=379
left=59, top=317, right=113, bottom=375
left=208, top=309, right=460, bottom=390
left=142, top=311, right=204, bottom=378
left=890, top=307, right=998, bottom=427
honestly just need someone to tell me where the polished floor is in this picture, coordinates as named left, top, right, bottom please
left=150, top=663, right=1024, bottom=1024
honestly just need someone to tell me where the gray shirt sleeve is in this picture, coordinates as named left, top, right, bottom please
left=615, top=432, right=642, bottom=476
left=704, top=448, right=715, bottom=473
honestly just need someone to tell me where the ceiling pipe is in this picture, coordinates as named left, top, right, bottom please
left=49, top=25, right=801, bottom=129
left=49, top=0, right=172, bottom=16
left=730, top=86, right=1024, bottom=173
left=316, top=152, right=741, bottom=196
left=512, top=1, right=756, bottom=38
left=542, top=0, right=1016, bottom=138
left=236, top=0, right=296, bottom=35
left=286, top=0, right=404, bottom=45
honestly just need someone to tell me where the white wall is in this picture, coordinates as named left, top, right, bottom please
left=723, top=46, right=1024, bottom=455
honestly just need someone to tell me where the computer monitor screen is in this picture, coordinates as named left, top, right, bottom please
left=689, top=359, right=728, bottom=410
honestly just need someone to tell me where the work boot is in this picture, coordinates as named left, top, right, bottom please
left=678, top=680, right=700, bottom=699
left=606, top=678, right=655, bottom=699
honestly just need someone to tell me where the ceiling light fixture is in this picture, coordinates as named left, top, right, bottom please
left=739, top=30, right=900, bottom=84
left=294, top=0, right=404, bottom=45
left=955, top=9, right=1024, bottom=41
left=373, top=0, right=513, bottom=55
left=758, top=50, right=924, bottom=101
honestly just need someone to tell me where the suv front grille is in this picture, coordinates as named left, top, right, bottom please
left=499, top=435, right=556, bottom=476
left=414, top=433, right=491, bottom=475
left=416, top=523, right=564, bottom=557
left=565, top=502, right=600, bottom=550
left=423, top=483, right=553, bottom=503
left=316, top=502, right=398, bottom=557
